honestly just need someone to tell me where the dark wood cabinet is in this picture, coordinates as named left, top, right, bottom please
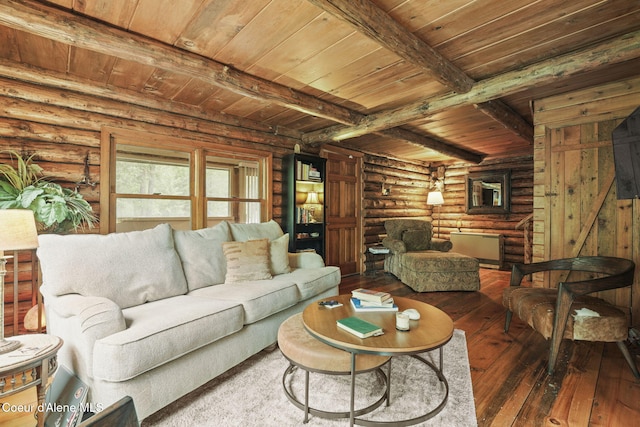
left=284, top=154, right=326, bottom=258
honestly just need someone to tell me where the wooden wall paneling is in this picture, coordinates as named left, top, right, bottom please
left=533, top=75, right=640, bottom=324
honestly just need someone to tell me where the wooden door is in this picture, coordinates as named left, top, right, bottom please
left=542, top=122, right=633, bottom=306
left=321, top=147, right=363, bottom=276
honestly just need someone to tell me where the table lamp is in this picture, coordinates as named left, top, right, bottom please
left=304, top=191, right=320, bottom=222
left=427, top=191, right=444, bottom=238
left=0, top=209, right=39, bottom=354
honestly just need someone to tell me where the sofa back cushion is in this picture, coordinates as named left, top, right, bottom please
left=402, top=229, right=431, bottom=251
left=37, top=224, right=187, bottom=309
left=228, top=220, right=284, bottom=242
left=173, top=221, right=231, bottom=290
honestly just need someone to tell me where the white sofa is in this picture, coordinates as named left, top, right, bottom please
left=37, top=220, right=340, bottom=421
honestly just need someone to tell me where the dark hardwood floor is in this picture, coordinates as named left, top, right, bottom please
left=341, top=269, right=640, bottom=427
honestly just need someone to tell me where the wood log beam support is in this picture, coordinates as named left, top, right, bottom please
left=0, top=0, right=482, bottom=162
left=306, top=0, right=531, bottom=151
left=303, top=29, right=640, bottom=143
left=474, top=101, right=534, bottom=143
left=306, top=0, right=474, bottom=94
left=377, top=128, right=484, bottom=164
left=0, top=0, right=358, bottom=125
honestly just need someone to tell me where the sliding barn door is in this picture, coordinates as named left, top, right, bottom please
left=321, top=148, right=363, bottom=276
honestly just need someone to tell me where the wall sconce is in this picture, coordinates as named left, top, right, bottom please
left=430, top=166, right=445, bottom=192
left=75, top=152, right=98, bottom=192
left=427, top=191, right=444, bottom=238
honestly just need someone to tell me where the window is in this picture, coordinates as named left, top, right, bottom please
left=101, top=128, right=272, bottom=233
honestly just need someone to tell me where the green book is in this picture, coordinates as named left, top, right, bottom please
left=336, top=316, right=383, bottom=338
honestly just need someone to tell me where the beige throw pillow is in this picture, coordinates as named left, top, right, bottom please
left=223, top=238, right=272, bottom=284
left=270, top=233, right=291, bottom=275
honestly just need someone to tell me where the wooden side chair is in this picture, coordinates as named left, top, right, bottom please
left=503, top=256, right=639, bottom=378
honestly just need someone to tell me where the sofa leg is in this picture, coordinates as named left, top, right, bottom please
left=617, top=341, right=640, bottom=379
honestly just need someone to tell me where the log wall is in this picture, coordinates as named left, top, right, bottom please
left=362, top=153, right=533, bottom=274
left=0, top=77, right=304, bottom=336
left=443, top=156, right=534, bottom=267
left=1, top=76, right=534, bottom=334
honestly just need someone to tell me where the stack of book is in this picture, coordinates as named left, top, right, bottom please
left=350, top=288, right=398, bottom=312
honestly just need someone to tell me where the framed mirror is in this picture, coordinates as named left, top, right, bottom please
left=465, top=169, right=511, bottom=214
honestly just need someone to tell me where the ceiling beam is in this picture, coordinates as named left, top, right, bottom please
left=0, top=0, right=358, bottom=125
left=474, top=100, right=534, bottom=142
left=306, top=0, right=533, bottom=146
left=0, top=58, right=303, bottom=141
left=303, top=29, right=640, bottom=143
left=306, top=0, right=474, bottom=94
left=378, top=128, right=484, bottom=163
left=0, top=0, right=483, bottom=162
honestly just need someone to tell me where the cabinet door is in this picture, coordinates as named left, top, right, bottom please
left=322, top=149, right=362, bottom=275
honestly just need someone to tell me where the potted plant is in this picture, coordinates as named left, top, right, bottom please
left=0, top=150, right=97, bottom=233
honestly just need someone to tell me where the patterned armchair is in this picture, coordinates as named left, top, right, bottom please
left=382, top=219, right=480, bottom=292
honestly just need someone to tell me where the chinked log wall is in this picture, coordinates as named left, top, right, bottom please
left=362, top=154, right=533, bottom=274
left=0, top=76, right=306, bottom=336
left=0, top=76, right=533, bottom=334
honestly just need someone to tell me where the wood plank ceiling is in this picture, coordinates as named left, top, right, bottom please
left=0, top=0, right=639, bottom=164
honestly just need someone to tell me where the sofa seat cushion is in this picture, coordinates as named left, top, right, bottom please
left=270, top=267, right=341, bottom=300
left=37, top=224, right=187, bottom=309
left=188, top=280, right=299, bottom=324
left=93, top=295, right=243, bottom=382
left=402, top=251, right=478, bottom=273
left=388, top=251, right=480, bottom=292
left=502, top=287, right=629, bottom=342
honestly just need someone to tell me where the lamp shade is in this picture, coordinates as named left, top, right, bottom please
left=305, top=191, right=320, bottom=205
left=0, top=209, right=39, bottom=252
left=427, top=191, right=444, bottom=206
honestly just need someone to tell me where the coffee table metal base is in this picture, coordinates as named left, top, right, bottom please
left=282, top=363, right=390, bottom=423
left=351, top=348, right=449, bottom=427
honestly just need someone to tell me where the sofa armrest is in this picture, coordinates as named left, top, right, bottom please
left=430, top=238, right=453, bottom=252
left=382, top=237, right=406, bottom=254
left=41, top=284, right=126, bottom=377
left=44, top=291, right=126, bottom=340
left=288, top=251, right=325, bottom=268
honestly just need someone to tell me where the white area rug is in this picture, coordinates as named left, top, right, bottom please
left=143, top=329, right=476, bottom=426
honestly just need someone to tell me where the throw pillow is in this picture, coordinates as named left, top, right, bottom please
left=37, top=224, right=187, bottom=309
left=173, top=221, right=231, bottom=290
left=402, top=228, right=430, bottom=251
left=223, top=238, right=272, bottom=284
left=270, top=233, right=291, bottom=275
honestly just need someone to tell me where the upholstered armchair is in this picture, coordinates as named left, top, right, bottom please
left=503, top=256, right=639, bottom=378
left=382, top=219, right=480, bottom=292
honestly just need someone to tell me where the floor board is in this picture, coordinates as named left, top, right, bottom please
left=341, top=269, right=640, bottom=427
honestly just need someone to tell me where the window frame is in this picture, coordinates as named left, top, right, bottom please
left=100, top=127, right=273, bottom=233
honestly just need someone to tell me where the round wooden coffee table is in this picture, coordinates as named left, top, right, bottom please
left=302, top=294, right=454, bottom=427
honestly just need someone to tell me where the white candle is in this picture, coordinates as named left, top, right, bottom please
left=396, top=312, right=410, bottom=331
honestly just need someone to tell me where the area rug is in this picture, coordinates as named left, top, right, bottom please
left=143, top=329, right=476, bottom=426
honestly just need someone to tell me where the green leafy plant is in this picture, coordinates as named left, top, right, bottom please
left=0, top=150, right=97, bottom=233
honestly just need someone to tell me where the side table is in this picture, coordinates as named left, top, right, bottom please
left=0, top=334, right=63, bottom=427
